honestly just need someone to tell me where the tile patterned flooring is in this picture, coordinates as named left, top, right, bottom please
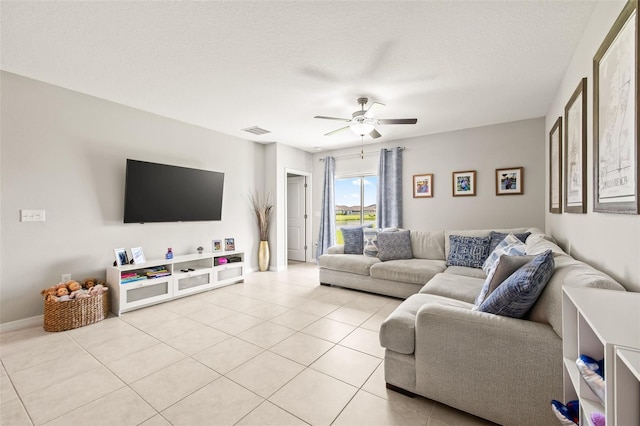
left=0, top=262, right=495, bottom=426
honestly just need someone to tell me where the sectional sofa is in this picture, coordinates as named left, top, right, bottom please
left=318, top=227, right=625, bottom=425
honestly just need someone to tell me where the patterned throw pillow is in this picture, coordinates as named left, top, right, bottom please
left=489, top=231, right=531, bottom=253
left=474, top=254, right=535, bottom=307
left=341, top=225, right=371, bottom=254
left=377, top=229, right=413, bottom=261
left=446, top=235, right=491, bottom=269
left=363, top=228, right=380, bottom=257
left=477, top=250, right=554, bottom=318
left=482, top=233, right=527, bottom=274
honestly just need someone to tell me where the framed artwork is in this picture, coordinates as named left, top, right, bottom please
left=495, top=167, right=523, bottom=195
left=564, top=78, right=588, bottom=213
left=225, top=238, right=235, bottom=251
left=549, top=117, right=563, bottom=214
left=131, top=247, right=146, bottom=264
left=212, top=239, right=222, bottom=252
left=114, top=248, right=129, bottom=266
left=413, top=174, right=433, bottom=198
left=452, top=171, right=476, bottom=196
left=593, top=0, right=639, bottom=214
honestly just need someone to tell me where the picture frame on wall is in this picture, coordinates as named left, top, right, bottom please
left=495, top=167, right=523, bottom=195
left=593, top=0, right=639, bottom=214
left=413, top=174, right=433, bottom=198
left=564, top=78, right=587, bottom=213
left=114, top=248, right=129, bottom=266
left=452, top=171, right=476, bottom=196
left=212, top=239, right=222, bottom=253
left=225, top=238, right=235, bottom=251
left=549, top=117, right=563, bottom=214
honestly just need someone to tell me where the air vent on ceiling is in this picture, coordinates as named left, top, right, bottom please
left=242, top=126, right=271, bottom=135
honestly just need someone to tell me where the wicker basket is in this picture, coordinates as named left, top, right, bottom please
left=43, top=292, right=109, bottom=332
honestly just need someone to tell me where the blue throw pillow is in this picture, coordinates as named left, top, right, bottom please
left=446, top=235, right=491, bottom=269
left=377, top=230, right=413, bottom=261
left=477, top=250, right=554, bottom=318
left=341, top=225, right=371, bottom=254
left=489, top=231, right=531, bottom=253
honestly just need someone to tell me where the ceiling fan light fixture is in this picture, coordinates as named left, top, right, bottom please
left=350, top=122, right=374, bottom=136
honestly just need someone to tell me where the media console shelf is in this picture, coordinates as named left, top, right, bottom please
left=561, top=287, right=640, bottom=425
left=106, top=251, right=244, bottom=315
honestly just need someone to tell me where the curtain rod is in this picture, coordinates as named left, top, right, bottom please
left=319, top=146, right=406, bottom=161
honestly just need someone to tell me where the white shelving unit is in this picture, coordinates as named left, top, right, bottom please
left=107, top=251, right=244, bottom=315
left=562, top=287, right=640, bottom=425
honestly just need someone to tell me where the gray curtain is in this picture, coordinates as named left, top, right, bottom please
left=376, top=147, right=403, bottom=228
left=316, top=156, right=336, bottom=261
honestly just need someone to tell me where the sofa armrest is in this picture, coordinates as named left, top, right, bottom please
left=327, top=245, right=345, bottom=254
left=414, top=304, right=562, bottom=426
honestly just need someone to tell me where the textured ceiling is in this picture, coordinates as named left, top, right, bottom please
left=1, top=1, right=597, bottom=152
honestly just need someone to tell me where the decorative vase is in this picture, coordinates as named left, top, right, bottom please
left=258, top=241, right=269, bottom=272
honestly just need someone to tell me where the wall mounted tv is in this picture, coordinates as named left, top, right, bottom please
left=124, top=159, right=224, bottom=223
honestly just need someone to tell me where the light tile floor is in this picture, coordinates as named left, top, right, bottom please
left=0, top=262, right=496, bottom=426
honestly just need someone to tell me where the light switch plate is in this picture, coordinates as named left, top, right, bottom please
left=20, top=209, right=45, bottom=222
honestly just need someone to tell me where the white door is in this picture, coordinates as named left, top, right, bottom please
left=287, top=175, right=307, bottom=262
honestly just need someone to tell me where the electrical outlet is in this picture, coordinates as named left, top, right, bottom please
left=61, top=273, right=71, bottom=283
left=20, top=209, right=46, bottom=222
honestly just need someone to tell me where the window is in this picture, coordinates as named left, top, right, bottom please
left=335, top=175, right=378, bottom=243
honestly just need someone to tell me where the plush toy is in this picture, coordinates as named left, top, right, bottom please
left=56, top=286, right=69, bottom=297
left=83, top=278, right=96, bottom=289
left=69, top=289, right=90, bottom=299
left=89, top=284, right=108, bottom=296
left=67, top=280, right=82, bottom=292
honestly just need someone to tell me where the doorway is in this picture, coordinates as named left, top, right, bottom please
left=286, top=170, right=311, bottom=263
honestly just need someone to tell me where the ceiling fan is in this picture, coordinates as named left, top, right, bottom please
left=314, top=97, right=417, bottom=139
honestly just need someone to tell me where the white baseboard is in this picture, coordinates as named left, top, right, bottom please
left=0, top=315, right=43, bottom=334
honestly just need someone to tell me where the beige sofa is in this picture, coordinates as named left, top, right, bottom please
left=318, top=227, right=625, bottom=425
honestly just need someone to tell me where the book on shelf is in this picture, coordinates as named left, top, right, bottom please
left=121, top=276, right=148, bottom=284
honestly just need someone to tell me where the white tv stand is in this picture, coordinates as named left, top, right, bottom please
left=106, top=251, right=244, bottom=315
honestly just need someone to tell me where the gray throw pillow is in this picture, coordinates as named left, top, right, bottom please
left=489, top=231, right=531, bottom=253
left=341, top=225, right=371, bottom=254
left=475, top=254, right=535, bottom=307
left=377, top=230, right=413, bottom=261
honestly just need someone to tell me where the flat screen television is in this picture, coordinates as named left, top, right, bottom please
left=124, top=159, right=224, bottom=223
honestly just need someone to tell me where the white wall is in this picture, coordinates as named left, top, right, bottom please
left=311, top=118, right=546, bottom=250
left=0, top=72, right=265, bottom=324
left=545, top=0, right=640, bottom=292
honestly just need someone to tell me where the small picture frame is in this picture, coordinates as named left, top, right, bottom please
left=212, top=239, right=222, bottom=253
left=452, top=171, right=476, bottom=196
left=114, top=248, right=129, bottom=266
left=225, top=238, right=235, bottom=251
left=496, top=167, right=524, bottom=195
left=413, top=174, right=433, bottom=198
left=131, top=247, right=146, bottom=264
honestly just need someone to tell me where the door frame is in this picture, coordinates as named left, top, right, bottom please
left=285, top=168, right=312, bottom=264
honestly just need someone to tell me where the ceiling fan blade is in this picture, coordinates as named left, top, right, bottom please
left=377, top=118, right=418, bottom=125
left=369, top=129, right=382, bottom=139
left=324, top=126, right=351, bottom=136
left=314, top=115, right=351, bottom=122
left=364, top=102, right=385, bottom=119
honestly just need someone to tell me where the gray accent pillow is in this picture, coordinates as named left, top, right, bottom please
left=489, top=231, right=531, bottom=253
left=377, top=230, right=413, bottom=261
left=475, top=254, right=535, bottom=307
left=341, top=225, right=371, bottom=254
left=363, top=228, right=380, bottom=257
left=478, top=250, right=555, bottom=318
left=446, top=235, right=491, bottom=269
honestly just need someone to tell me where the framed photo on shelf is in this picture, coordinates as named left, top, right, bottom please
left=131, top=247, right=146, bottom=264
left=549, top=117, right=563, bottom=214
left=212, top=239, right=222, bottom=253
left=452, top=170, right=476, bottom=196
left=495, top=167, right=523, bottom=195
left=225, top=238, right=235, bottom=251
left=114, top=248, right=129, bottom=266
left=564, top=78, right=587, bottom=213
left=413, top=174, right=433, bottom=198
left=593, top=0, right=638, bottom=214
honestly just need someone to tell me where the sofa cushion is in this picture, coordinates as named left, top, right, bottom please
left=341, top=225, right=371, bottom=254
left=370, top=259, right=446, bottom=285
left=489, top=231, right=531, bottom=253
left=410, top=230, right=445, bottom=260
left=318, top=254, right=380, bottom=276
left=444, top=228, right=529, bottom=258
left=378, top=230, right=413, bottom=261
left=526, top=233, right=568, bottom=257
left=482, top=233, right=527, bottom=274
left=419, top=272, right=485, bottom=304
left=478, top=250, right=554, bottom=318
left=475, top=254, right=535, bottom=306
left=443, top=266, right=487, bottom=279
left=379, top=293, right=474, bottom=354
left=446, top=235, right=491, bottom=268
